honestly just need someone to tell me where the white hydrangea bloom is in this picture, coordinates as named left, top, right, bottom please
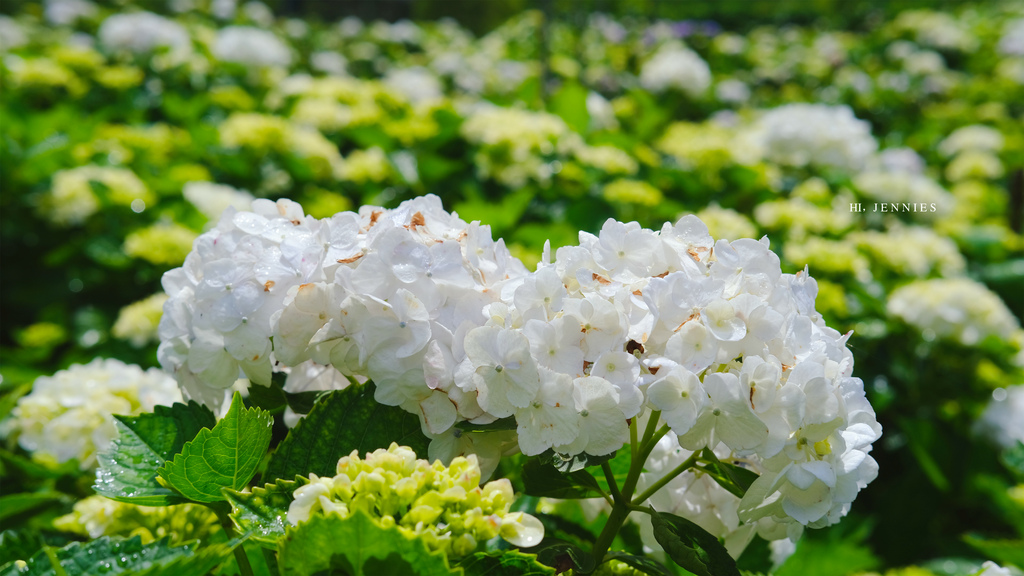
left=639, top=44, right=712, bottom=97
left=746, top=104, right=877, bottom=171
left=999, top=19, right=1024, bottom=56
left=887, top=278, right=1019, bottom=345
left=158, top=198, right=329, bottom=408
left=0, top=16, right=28, bottom=51
left=872, top=147, right=926, bottom=175
left=938, top=125, right=1005, bottom=157
left=162, top=198, right=880, bottom=534
left=0, top=359, right=181, bottom=469
left=44, top=0, right=97, bottom=26
left=976, top=561, right=1014, bottom=576
left=213, top=26, right=292, bottom=68
left=975, top=386, right=1024, bottom=450
left=384, top=66, right=443, bottom=104
left=98, top=12, right=190, bottom=57
left=183, top=181, right=255, bottom=222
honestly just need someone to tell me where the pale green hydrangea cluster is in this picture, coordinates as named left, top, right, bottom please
left=41, top=165, right=152, bottom=226
left=54, top=495, right=218, bottom=544
left=287, top=443, right=543, bottom=557
left=1, top=359, right=182, bottom=469
left=112, top=293, right=168, bottom=347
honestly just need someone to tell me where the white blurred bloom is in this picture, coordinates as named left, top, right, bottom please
left=975, top=386, right=1024, bottom=450
left=745, top=104, right=877, bottom=171
left=44, top=0, right=97, bottom=26
left=213, top=26, right=292, bottom=68
left=183, top=181, right=255, bottom=222
left=310, top=51, right=347, bottom=76
left=939, top=125, right=1005, bottom=156
left=384, top=66, right=443, bottom=104
left=98, top=12, right=190, bottom=57
left=998, top=19, right=1024, bottom=56
left=639, top=44, right=711, bottom=97
left=887, top=278, right=1019, bottom=346
left=1, top=359, right=181, bottom=469
left=0, top=17, right=27, bottom=51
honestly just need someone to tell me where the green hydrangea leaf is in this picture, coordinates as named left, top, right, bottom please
left=276, top=511, right=456, bottom=576
left=522, top=458, right=604, bottom=499
left=963, top=534, right=1024, bottom=569
left=263, top=382, right=429, bottom=483
left=94, top=400, right=216, bottom=506
left=697, top=448, right=759, bottom=499
left=158, top=392, right=273, bottom=503
left=604, top=552, right=675, bottom=576
left=0, top=530, right=43, bottom=568
left=0, top=536, right=228, bottom=576
left=0, top=492, right=66, bottom=522
left=774, top=536, right=878, bottom=576
left=225, top=477, right=304, bottom=546
left=649, top=508, right=740, bottom=576
left=457, top=550, right=554, bottom=575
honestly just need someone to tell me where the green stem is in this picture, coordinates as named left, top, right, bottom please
left=212, top=503, right=255, bottom=576
left=631, top=452, right=699, bottom=506
left=592, top=414, right=660, bottom=564
left=601, top=461, right=623, bottom=502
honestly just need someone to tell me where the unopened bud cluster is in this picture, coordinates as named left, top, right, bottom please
left=286, top=443, right=544, bottom=556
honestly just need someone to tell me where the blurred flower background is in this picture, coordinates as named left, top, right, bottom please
left=0, top=0, right=1022, bottom=574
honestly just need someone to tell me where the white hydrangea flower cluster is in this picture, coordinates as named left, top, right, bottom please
left=746, top=104, right=878, bottom=171
left=887, top=278, right=1020, bottom=345
left=98, top=12, right=191, bottom=57
left=998, top=18, right=1024, bottom=56
left=884, top=278, right=1019, bottom=344
left=1, top=359, right=182, bottom=470
left=158, top=195, right=527, bottom=418
left=286, top=443, right=544, bottom=556
left=638, top=44, right=712, bottom=97
left=161, top=196, right=881, bottom=533
left=975, top=386, right=1024, bottom=450
left=212, top=26, right=293, bottom=68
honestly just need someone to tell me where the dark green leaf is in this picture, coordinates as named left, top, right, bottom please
left=698, top=448, right=759, bottom=499
left=774, top=537, right=878, bottom=576
left=605, top=552, right=675, bottom=576
left=457, top=550, right=554, bottom=576
left=549, top=81, right=590, bottom=134
left=0, top=536, right=218, bottom=576
left=1001, top=441, right=1024, bottom=481
left=963, top=534, right=1024, bottom=569
left=246, top=382, right=288, bottom=414
left=541, top=449, right=618, bottom=473
left=263, top=383, right=429, bottom=483
left=226, top=477, right=304, bottom=546
left=455, top=416, right=517, bottom=433
left=0, top=384, right=31, bottom=422
left=159, top=392, right=273, bottom=503
left=0, top=530, right=43, bottom=567
left=649, top=508, right=740, bottom=576
left=0, top=493, right=65, bottom=522
left=522, top=458, right=603, bottom=499
left=276, top=511, right=455, bottom=576
left=95, top=401, right=216, bottom=506
left=525, top=538, right=596, bottom=574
